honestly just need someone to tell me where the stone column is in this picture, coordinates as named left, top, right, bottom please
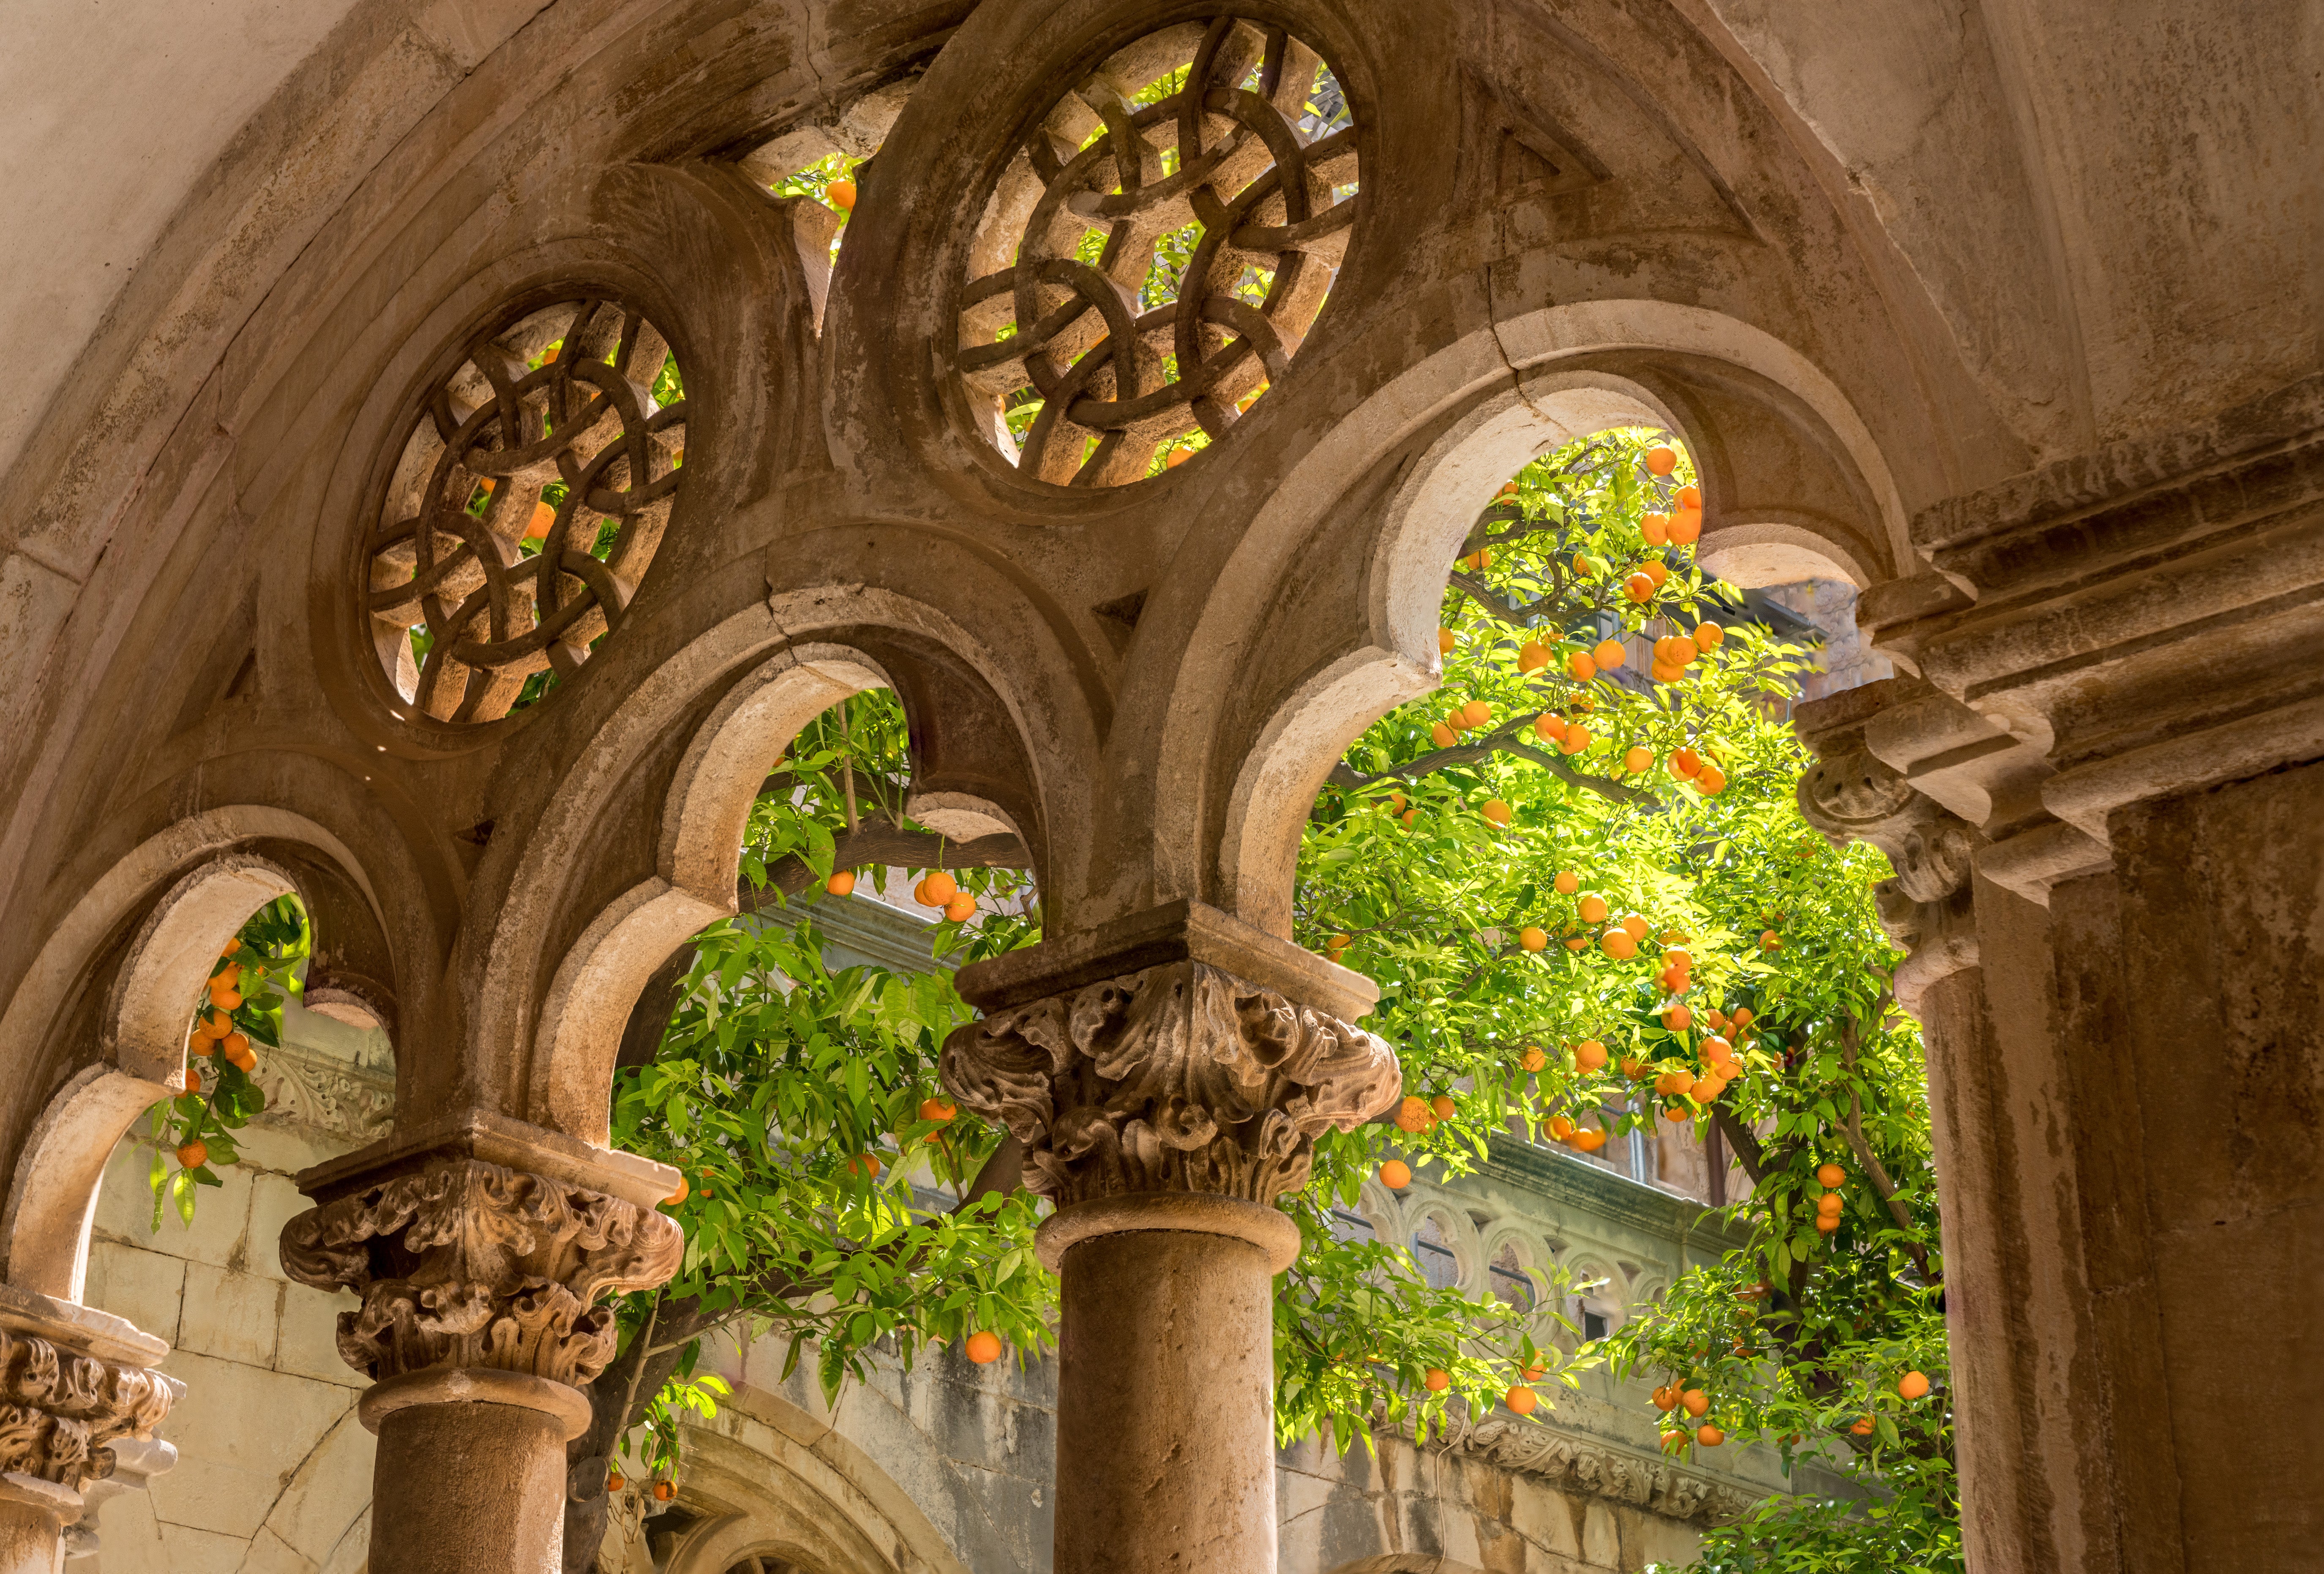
left=279, top=1113, right=682, bottom=1574
left=941, top=902, right=1400, bottom=1574
left=0, top=1287, right=177, bottom=1574
left=1828, top=375, right=2324, bottom=1574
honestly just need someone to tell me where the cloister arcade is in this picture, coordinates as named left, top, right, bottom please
left=0, top=1, right=2314, bottom=1571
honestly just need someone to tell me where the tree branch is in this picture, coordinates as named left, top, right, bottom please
left=1323, top=719, right=1658, bottom=810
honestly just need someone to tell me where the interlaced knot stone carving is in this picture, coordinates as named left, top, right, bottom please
left=939, top=961, right=1401, bottom=1205
left=366, top=299, right=687, bottom=722
left=955, top=16, right=1360, bottom=486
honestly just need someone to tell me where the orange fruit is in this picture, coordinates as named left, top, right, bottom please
left=221, top=1031, right=250, bottom=1061
left=1483, top=800, right=1513, bottom=827
left=1167, top=446, right=1193, bottom=468
left=1624, top=574, right=1654, bottom=604
left=1816, top=1163, right=1845, bottom=1187
left=1565, top=935, right=1589, bottom=952
left=1562, top=724, right=1593, bottom=754
left=1669, top=637, right=1699, bottom=665
left=1815, top=1215, right=1839, bottom=1234
left=1431, top=721, right=1458, bottom=748
left=965, top=1330, right=1002, bottom=1364
left=1641, top=513, right=1669, bottom=545
left=663, top=1173, right=690, bottom=1206
left=1652, top=1384, right=1679, bottom=1411
left=921, top=1097, right=958, bottom=1123
left=1621, top=915, right=1649, bottom=941
left=1429, top=1095, right=1457, bottom=1121
left=826, top=870, right=856, bottom=896
left=1731, top=1005, right=1754, bottom=1028
left=1534, top=714, right=1568, bottom=746
left=1547, top=1114, right=1576, bottom=1141
left=1601, top=929, right=1637, bottom=960
left=1702, top=1035, right=1732, bottom=1062
left=1379, top=1159, right=1413, bottom=1190
left=179, top=1066, right=201, bottom=1094
left=1518, top=642, right=1551, bottom=673
left=1643, top=561, right=1669, bottom=588
left=1463, top=699, right=1493, bottom=728
left=1424, top=1369, right=1451, bottom=1393
left=1505, top=1386, right=1539, bottom=1416
left=1760, top=930, right=1782, bottom=952
left=1553, top=870, right=1579, bottom=894
left=177, top=1140, right=208, bottom=1170
left=915, top=871, right=955, bottom=906
left=1623, top=746, right=1651, bottom=773
left=844, top=1152, right=884, bottom=1178
left=1663, top=1004, right=1692, bottom=1031
left=1400, top=809, right=1420, bottom=826
left=606, top=1470, right=625, bottom=1491
left=1675, top=485, right=1701, bottom=509
left=1682, top=1389, right=1709, bottom=1416
left=1669, top=509, right=1702, bottom=545
left=1567, top=651, right=1598, bottom=681
left=1655, top=1071, right=1688, bottom=1097
left=1592, top=639, right=1626, bottom=671
left=1395, top=1096, right=1432, bottom=1134
left=1575, top=1039, right=1608, bottom=1071
left=1518, top=926, right=1548, bottom=952
left=1661, top=1429, right=1686, bottom=1449
left=1672, top=748, right=1703, bottom=777
left=652, top=1481, right=676, bottom=1502
left=1575, top=1128, right=1608, bottom=1152
left=1577, top=895, right=1609, bottom=923
left=524, top=501, right=556, bottom=542
left=1572, top=554, right=1595, bottom=577
left=1697, top=621, right=1725, bottom=648
left=1690, top=1077, right=1721, bottom=1102
left=1851, top=1416, right=1876, bottom=1436
left=1388, top=791, right=1408, bottom=815
left=1520, top=1046, right=1548, bottom=1071
left=219, top=939, right=241, bottom=958
left=827, top=179, right=858, bottom=210
left=1438, top=627, right=1456, bottom=654
left=1696, top=1424, right=1724, bottom=1447
left=1817, top=1193, right=1844, bottom=1217
left=1644, top=447, right=1678, bottom=475
left=208, top=985, right=242, bottom=1011
left=944, top=894, right=977, bottom=922
left=1695, top=767, right=1727, bottom=796
left=1898, top=1371, right=1931, bottom=1400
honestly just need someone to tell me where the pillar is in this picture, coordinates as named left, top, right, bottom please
left=1816, top=376, right=2324, bottom=1574
left=278, top=1113, right=682, bottom=1574
left=941, top=904, right=1400, bottom=1574
left=0, top=1288, right=177, bottom=1574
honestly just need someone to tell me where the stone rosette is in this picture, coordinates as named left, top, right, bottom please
left=0, top=1324, right=175, bottom=1492
left=939, top=959, right=1400, bottom=1205
left=278, top=1156, right=683, bottom=1387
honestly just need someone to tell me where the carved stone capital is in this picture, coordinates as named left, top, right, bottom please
left=0, top=1323, right=176, bottom=1495
left=941, top=960, right=1401, bottom=1206
left=278, top=1156, right=682, bottom=1388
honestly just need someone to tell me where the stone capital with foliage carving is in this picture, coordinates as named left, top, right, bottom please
left=0, top=1325, right=176, bottom=1492
left=278, top=1157, right=682, bottom=1388
left=940, top=960, right=1401, bottom=1206
left=1796, top=740, right=1981, bottom=1008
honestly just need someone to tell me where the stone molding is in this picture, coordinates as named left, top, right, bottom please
left=941, top=959, right=1400, bottom=1205
left=1386, top=1411, right=1758, bottom=1525
left=253, top=1035, right=396, bottom=1141
left=0, top=1321, right=176, bottom=1494
left=278, top=1155, right=682, bottom=1387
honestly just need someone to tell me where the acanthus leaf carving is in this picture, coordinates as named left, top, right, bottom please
left=0, top=1326, right=176, bottom=1490
left=278, top=1157, right=682, bottom=1388
left=941, top=961, right=1399, bottom=1205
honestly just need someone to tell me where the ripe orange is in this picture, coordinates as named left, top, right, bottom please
left=1690, top=1077, right=1721, bottom=1102
left=826, top=178, right=859, bottom=212
left=1575, top=1039, right=1607, bottom=1071
left=1564, top=934, right=1589, bottom=951
left=1669, top=509, right=1702, bottom=545
left=1388, top=790, right=1407, bottom=815
left=1437, top=626, right=1456, bottom=654
left=1400, top=809, right=1420, bottom=826
left=1577, top=895, right=1609, bottom=923
left=921, top=1097, right=958, bottom=1122
left=1482, top=799, right=1513, bottom=827
left=1623, top=745, right=1651, bottom=773
left=1641, top=513, right=1669, bottom=545
left=1669, top=636, right=1699, bottom=665
left=209, top=984, right=242, bottom=1011
left=1695, top=766, right=1727, bottom=796
left=1645, top=446, right=1678, bottom=475
left=1814, top=1215, right=1839, bottom=1234
left=1547, top=1114, right=1576, bottom=1141
left=1653, top=1384, right=1679, bottom=1411
left=1572, top=554, right=1595, bottom=577
left=1702, top=1035, right=1732, bottom=1062
left=1696, top=1424, right=1724, bottom=1446
left=1624, top=574, right=1654, bottom=604
left=1592, top=638, right=1626, bottom=671
left=221, top=1031, right=251, bottom=1061
left=1429, top=1095, right=1457, bottom=1121
left=1671, top=748, right=1701, bottom=778
left=524, top=500, right=556, bottom=542
left=1395, top=1096, right=1432, bottom=1133
left=1567, top=651, right=1598, bottom=681
left=826, top=870, right=856, bottom=896
left=606, top=1470, right=625, bottom=1492
left=944, top=892, right=979, bottom=922
left=177, top=1140, right=208, bottom=1170
left=1535, top=712, right=1568, bottom=743
left=1621, top=915, right=1650, bottom=941
left=1731, top=1005, right=1754, bottom=1028
left=1661, top=1429, right=1686, bottom=1450
left=1520, top=1046, right=1547, bottom=1070
left=1663, top=1003, right=1692, bottom=1031
left=179, top=1066, right=201, bottom=1094
left=220, top=939, right=241, bottom=958
left=1518, top=641, right=1551, bottom=673
left=1815, top=1193, right=1844, bottom=1218
left=1463, top=699, right=1493, bottom=728
left=1424, top=1368, right=1451, bottom=1393
left=664, top=1173, right=690, bottom=1206
left=1518, top=926, right=1548, bottom=952
left=1379, top=1159, right=1413, bottom=1190
left=1642, top=561, right=1670, bottom=588
left=1816, top=1163, right=1845, bottom=1187
left=1654, top=1071, right=1688, bottom=1097
left=1851, top=1416, right=1876, bottom=1436
left=1574, top=1128, right=1608, bottom=1152
left=1554, top=870, right=1579, bottom=894
left=1899, top=1371, right=1931, bottom=1400
left=652, top=1481, right=676, bottom=1503
left=921, top=871, right=959, bottom=905
left=844, top=1152, right=884, bottom=1178
left=1505, top=1386, right=1539, bottom=1416
left=1561, top=723, right=1593, bottom=754
left=1431, top=721, right=1458, bottom=748
left=1601, top=929, right=1637, bottom=960
left=1166, top=446, right=1192, bottom=468
left=1682, top=1389, right=1709, bottom=1416
left=1697, top=621, right=1725, bottom=648
left=1675, top=485, right=1701, bottom=509
left=1760, top=930, right=1782, bottom=952
left=965, top=1330, right=1002, bottom=1364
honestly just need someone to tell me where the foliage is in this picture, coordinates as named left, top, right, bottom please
left=145, top=896, right=306, bottom=1228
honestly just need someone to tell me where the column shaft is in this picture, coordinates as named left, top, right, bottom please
left=0, top=1494, right=62, bottom=1574
left=1054, top=1228, right=1277, bottom=1574
left=371, top=1398, right=571, bottom=1574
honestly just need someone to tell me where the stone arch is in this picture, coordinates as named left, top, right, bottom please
left=1479, top=1222, right=1547, bottom=1315
left=0, top=810, right=386, bottom=1300
left=500, top=587, right=1053, bottom=1146
left=1200, top=303, right=1904, bottom=935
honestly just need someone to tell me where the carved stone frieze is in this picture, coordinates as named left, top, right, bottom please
left=940, top=960, right=1400, bottom=1205
left=1385, top=1410, right=1758, bottom=1525
left=278, top=1157, right=682, bottom=1387
left=0, top=1325, right=175, bottom=1492
left=252, top=1039, right=396, bottom=1141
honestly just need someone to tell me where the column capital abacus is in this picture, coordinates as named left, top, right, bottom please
left=941, top=902, right=1401, bottom=1209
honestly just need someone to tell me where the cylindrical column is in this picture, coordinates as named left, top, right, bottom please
left=1041, top=1198, right=1297, bottom=1574
left=0, top=1479, right=74, bottom=1574
left=365, top=1372, right=584, bottom=1574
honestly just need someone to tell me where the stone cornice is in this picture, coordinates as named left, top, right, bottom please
left=1476, top=1141, right=1748, bottom=1255
left=1383, top=1409, right=1761, bottom=1525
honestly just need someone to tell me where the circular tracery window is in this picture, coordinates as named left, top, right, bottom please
left=366, top=299, right=687, bottom=723
left=955, top=16, right=1359, bottom=487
